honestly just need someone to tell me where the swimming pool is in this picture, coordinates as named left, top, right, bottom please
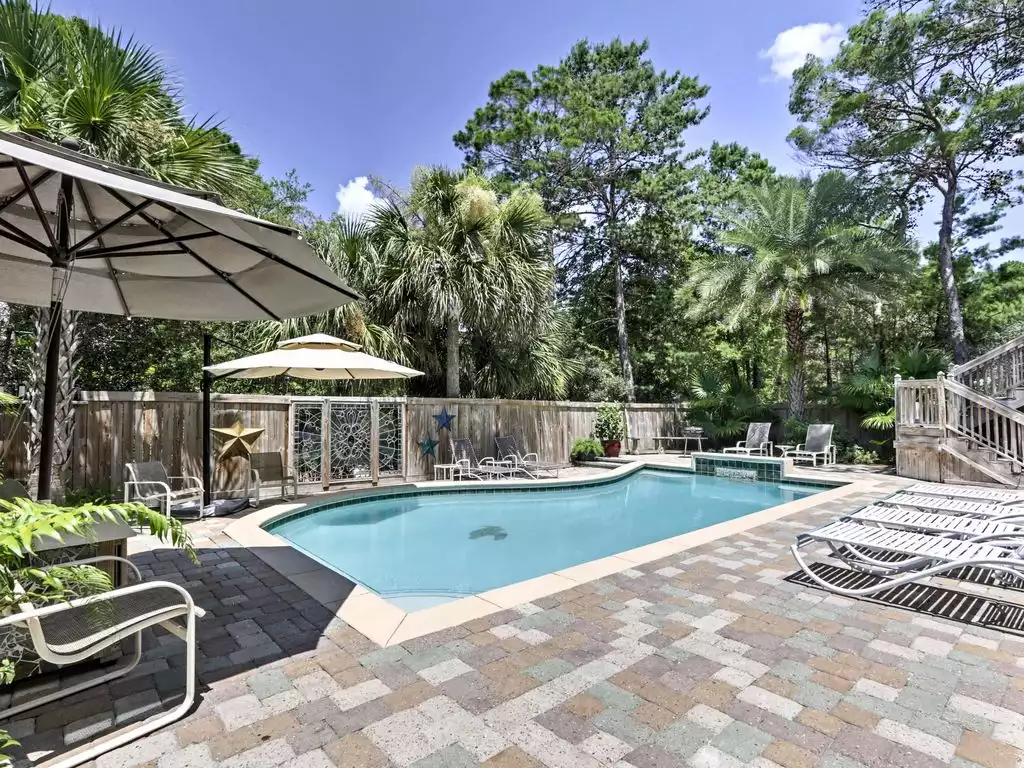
left=267, top=469, right=820, bottom=610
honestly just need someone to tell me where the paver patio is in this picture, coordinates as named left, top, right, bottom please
left=5, top=468, right=1024, bottom=767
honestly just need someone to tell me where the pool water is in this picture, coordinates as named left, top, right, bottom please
left=268, top=469, right=819, bottom=610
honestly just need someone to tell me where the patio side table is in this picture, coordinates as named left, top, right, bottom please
left=775, top=444, right=794, bottom=457
left=434, top=463, right=459, bottom=481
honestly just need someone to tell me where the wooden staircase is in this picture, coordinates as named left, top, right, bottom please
left=896, top=336, right=1024, bottom=486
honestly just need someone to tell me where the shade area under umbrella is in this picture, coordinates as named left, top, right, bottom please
left=0, top=132, right=361, bottom=499
left=205, top=334, right=423, bottom=380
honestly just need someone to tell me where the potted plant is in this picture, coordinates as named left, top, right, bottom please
left=594, top=403, right=625, bottom=458
left=570, top=437, right=604, bottom=465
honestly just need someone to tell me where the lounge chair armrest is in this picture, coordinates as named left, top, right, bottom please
left=522, top=452, right=539, bottom=462
left=735, top=441, right=748, bottom=448
left=0, top=579, right=203, bottom=627
left=795, top=443, right=806, bottom=452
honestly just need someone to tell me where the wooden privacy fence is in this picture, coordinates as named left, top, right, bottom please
left=0, top=392, right=688, bottom=493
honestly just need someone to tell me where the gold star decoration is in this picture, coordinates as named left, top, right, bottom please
left=212, top=420, right=265, bottom=459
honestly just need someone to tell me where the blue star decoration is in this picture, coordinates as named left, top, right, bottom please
left=433, top=405, right=456, bottom=432
left=418, top=437, right=439, bottom=457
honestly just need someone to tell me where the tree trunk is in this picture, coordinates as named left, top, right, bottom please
left=25, top=307, right=80, bottom=501
left=445, top=315, right=461, bottom=398
left=784, top=303, right=806, bottom=421
left=823, top=319, right=833, bottom=399
left=937, top=183, right=969, bottom=363
left=613, top=252, right=636, bottom=402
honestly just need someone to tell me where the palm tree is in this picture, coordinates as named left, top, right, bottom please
left=687, top=171, right=913, bottom=419
left=368, top=167, right=557, bottom=397
left=0, top=1, right=254, bottom=496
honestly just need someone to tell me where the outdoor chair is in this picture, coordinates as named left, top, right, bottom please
left=882, top=492, right=1024, bottom=521
left=249, top=450, right=298, bottom=505
left=123, top=461, right=202, bottom=517
left=848, top=504, right=1024, bottom=539
left=0, top=555, right=205, bottom=767
left=449, top=437, right=517, bottom=480
left=905, top=481, right=1024, bottom=505
left=789, top=424, right=836, bottom=466
left=495, top=435, right=559, bottom=478
left=791, top=519, right=1024, bottom=598
left=722, top=422, right=772, bottom=456
left=0, top=477, right=30, bottom=501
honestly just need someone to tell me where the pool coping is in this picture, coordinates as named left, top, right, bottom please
left=224, top=459, right=879, bottom=647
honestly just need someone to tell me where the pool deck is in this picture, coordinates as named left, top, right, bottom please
left=6, top=462, right=1024, bottom=767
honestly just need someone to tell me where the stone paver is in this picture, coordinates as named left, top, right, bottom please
left=5, top=469, right=1024, bottom=767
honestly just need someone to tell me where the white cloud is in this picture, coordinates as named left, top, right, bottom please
left=760, top=22, right=845, bottom=81
left=335, top=176, right=379, bottom=218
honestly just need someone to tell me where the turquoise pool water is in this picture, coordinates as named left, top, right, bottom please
left=268, top=470, right=820, bottom=610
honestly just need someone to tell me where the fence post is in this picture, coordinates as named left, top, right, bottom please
left=370, top=399, right=380, bottom=486
left=936, top=373, right=946, bottom=434
left=320, top=399, right=330, bottom=491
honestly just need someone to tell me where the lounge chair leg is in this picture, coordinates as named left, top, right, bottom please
left=50, top=615, right=198, bottom=768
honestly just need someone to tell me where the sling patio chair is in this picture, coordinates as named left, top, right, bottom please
left=0, top=555, right=205, bottom=767
left=124, top=461, right=203, bottom=517
left=789, top=424, right=837, bottom=466
left=249, top=450, right=298, bottom=505
left=449, top=437, right=519, bottom=480
left=722, top=422, right=773, bottom=456
left=881, top=492, right=1024, bottom=522
left=495, top=435, right=559, bottom=478
left=791, top=520, right=1024, bottom=598
left=905, top=481, right=1024, bottom=505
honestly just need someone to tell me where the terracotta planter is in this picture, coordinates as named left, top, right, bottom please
left=602, top=439, right=621, bottom=458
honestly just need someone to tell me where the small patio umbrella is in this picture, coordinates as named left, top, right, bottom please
left=204, top=334, right=422, bottom=497
left=0, top=132, right=361, bottom=499
left=203, top=333, right=423, bottom=380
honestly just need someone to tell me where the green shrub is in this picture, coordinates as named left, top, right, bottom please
left=840, top=444, right=881, bottom=465
left=570, top=437, right=604, bottom=462
left=593, top=403, right=624, bottom=442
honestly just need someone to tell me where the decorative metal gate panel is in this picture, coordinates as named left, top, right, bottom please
left=290, top=399, right=404, bottom=486
left=378, top=403, right=404, bottom=477
left=292, top=402, right=324, bottom=485
left=329, top=402, right=372, bottom=481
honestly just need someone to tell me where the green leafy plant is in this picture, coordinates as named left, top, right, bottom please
left=688, top=373, right=771, bottom=443
left=782, top=417, right=809, bottom=446
left=593, top=404, right=625, bottom=442
left=841, top=346, right=948, bottom=431
left=840, top=444, right=881, bottom=465
left=570, top=437, right=604, bottom=463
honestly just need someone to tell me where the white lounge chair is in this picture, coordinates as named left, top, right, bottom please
left=722, top=422, right=772, bottom=456
left=789, top=424, right=836, bottom=466
left=449, top=437, right=517, bottom=480
left=495, top=435, right=559, bottom=479
left=849, top=505, right=1024, bottom=540
left=124, top=461, right=203, bottom=517
left=0, top=556, right=205, bottom=767
left=882, top=493, right=1024, bottom=522
left=905, top=481, right=1024, bottom=505
left=792, top=520, right=1024, bottom=597
left=249, top=450, right=298, bottom=505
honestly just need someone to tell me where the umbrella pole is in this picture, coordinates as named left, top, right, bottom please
left=37, top=172, right=74, bottom=502
left=203, top=332, right=212, bottom=506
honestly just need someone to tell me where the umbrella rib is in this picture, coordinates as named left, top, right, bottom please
left=77, top=231, right=219, bottom=258
left=75, top=178, right=130, bottom=317
left=70, top=199, right=154, bottom=253
left=0, top=168, right=54, bottom=214
left=13, top=159, right=57, bottom=251
left=150, top=201, right=364, bottom=303
left=0, top=218, right=48, bottom=251
left=100, top=186, right=284, bottom=322
left=76, top=249, right=202, bottom=260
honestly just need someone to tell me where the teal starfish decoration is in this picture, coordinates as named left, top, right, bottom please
left=433, top=405, right=456, bottom=432
left=418, top=437, right=439, bottom=457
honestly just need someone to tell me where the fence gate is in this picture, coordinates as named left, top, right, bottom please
left=290, top=398, right=405, bottom=488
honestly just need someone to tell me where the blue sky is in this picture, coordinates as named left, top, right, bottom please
left=50, top=0, right=862, bottom=218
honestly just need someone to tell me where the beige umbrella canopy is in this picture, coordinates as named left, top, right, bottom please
left=0, top=131, right=361, bottom=499
left=204, top=334, right=423, bottom=380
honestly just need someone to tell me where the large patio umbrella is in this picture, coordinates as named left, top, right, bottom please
left=204, top=334, right=422, bottom=496
left=0, top=132, right=362, bottom=500
left=204, top=333, right=423, bottom=380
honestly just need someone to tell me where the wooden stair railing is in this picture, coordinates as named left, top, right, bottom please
left=951, top=335, right=1024, bottom=398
